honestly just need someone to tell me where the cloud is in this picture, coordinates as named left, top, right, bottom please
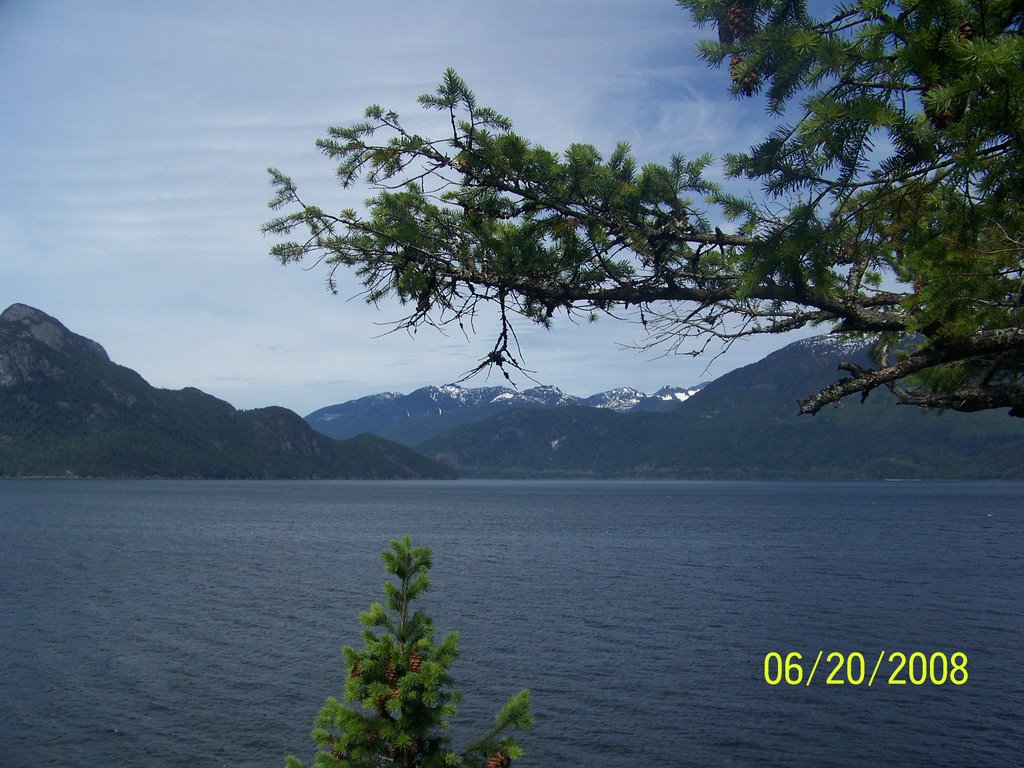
left=0, top=0, right=805, bottom=415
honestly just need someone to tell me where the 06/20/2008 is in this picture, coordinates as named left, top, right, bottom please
left=763, top=650, right=968, bottom=687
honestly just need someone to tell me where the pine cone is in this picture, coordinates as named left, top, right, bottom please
left=729, top=54, right=759, bottom=97
left=375, top=694, right=390, bottom=718
left=385, top=662, right=398, bottom=684
left=926, top=106, right=953, bottom=129
left=718, top=20, right=735, bottom=45
left=391, top=687, right=401, bottom=700
left=409, top=652, right=423, bottom=673
left=923, top=84, right=956, bottom=128
left=486, top=754, right=511, bottom=768
left=957, top=20, right=976, bottom=40
left=725, top=3, right=756, bottom=42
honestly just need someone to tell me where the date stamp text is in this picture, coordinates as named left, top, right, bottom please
left=763, top=651, right=968, bottom=686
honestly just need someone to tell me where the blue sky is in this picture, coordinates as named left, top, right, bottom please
left=1, top=0, right=814, bottom=415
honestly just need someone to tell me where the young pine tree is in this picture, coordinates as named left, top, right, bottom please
left=286, top=536, right=532, bottom=768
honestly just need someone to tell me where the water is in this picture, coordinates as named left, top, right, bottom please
left=1, top=479, right=1021, bottom=767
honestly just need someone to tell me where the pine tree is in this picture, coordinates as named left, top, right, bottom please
left=285, top=536, right=531, bottom=768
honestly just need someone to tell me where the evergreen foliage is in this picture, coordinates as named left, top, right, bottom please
left=265, top=1, right=1024, bottom=418
left=286, top=536, right=531, bottom=768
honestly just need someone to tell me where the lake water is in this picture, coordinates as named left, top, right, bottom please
left=1, top=479, right=1021, bottom=767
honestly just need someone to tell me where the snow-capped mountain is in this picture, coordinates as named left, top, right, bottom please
left=652, top=385, right=705, bottom=404
left=305, top=382, right=705, bottom=446
left=581, top=386, right=647, bottom=411
left=306, top=335, right=872, bottom=448
left=791, top=334, right=876, bottom=357
left=579, top=385, right=705, bottom=411
left=416, top=333, right=1021, bottom=479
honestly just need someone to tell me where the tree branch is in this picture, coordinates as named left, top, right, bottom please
left=799, top=328, right=1024, bottom=415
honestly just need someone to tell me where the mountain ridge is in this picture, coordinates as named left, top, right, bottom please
left=306, top=381, right=703, bottom=446
left=0, top=304, right=455, bottom=479
left=410, top=335, right=1023, bottom=479
left=415, top=335, right=1024, bottom=479
left=7, top=302, right=1018, bottom=480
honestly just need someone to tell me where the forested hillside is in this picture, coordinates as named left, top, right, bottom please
left=417, top=337, right=1022, bottom=479
left=0, top=304, right=455, bottom=479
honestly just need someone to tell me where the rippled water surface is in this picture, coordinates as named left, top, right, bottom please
left=1, top=479, right=1021, bottom=767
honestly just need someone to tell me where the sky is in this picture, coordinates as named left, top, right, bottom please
left=0, top=0, right=818, bottom=415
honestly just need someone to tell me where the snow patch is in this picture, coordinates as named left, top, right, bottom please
left=796, top=334, right=871, bottom=356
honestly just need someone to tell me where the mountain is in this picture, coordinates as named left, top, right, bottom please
left=581, top=385, right=703, bottom=411
left=416, top=335, right=1023, bottom=479
left=0, top=304, right=454, bottom=479
left=306, top=382, right=705, bottom=446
